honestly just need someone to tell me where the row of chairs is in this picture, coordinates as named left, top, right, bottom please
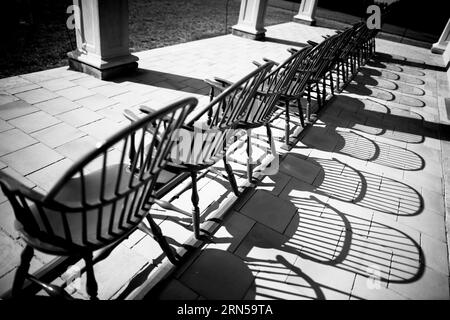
left=0, top=22, right=377, bottom=300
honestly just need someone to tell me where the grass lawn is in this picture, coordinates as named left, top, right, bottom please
left=0, top=0, right=295, bottom=79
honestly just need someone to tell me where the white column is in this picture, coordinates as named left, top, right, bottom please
left=432, top=18, right=450, bottom=55
left=294, top=0, right=318, bottom=26
left=232, top=0, right=268, bottom=40
left=67, top=0, right=138, bottom=79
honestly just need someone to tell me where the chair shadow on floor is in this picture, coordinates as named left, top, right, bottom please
left=149, top=152, right=426, bottom=299
left=374, top=52, right=446, bottom=72
left=366, top=60, right=426, bottom=77
left=353, top=74, right=426, bottom=97
left=320, top=94, right=448, bottom=144
left=280, top=155, right=424, bottom=217
left=299, top=125, right=425, bottom=171
left=359, top=66, right=425, bottom=86
left=174, top=192, right=424, bottom=299
left=280, top=195, right=425, bottom=284
left=344, top=82, right=426, bottom=108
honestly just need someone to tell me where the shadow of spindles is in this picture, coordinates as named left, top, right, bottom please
left=281, top=196, right=424, bottom=284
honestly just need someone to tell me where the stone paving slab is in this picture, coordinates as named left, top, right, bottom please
left=0, top=22, right=449, bottom=300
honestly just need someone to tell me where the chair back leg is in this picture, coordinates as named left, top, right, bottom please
left=139, top=220, right=181, bottom=265
left=296, top=98, right=305, bottom=128
left=12, top=245, right=34, bottom=297
left=84, top=253, right=98, bottom=300
left=246, top=129, right=254, bottom=184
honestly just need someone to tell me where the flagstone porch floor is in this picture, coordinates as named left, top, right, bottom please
left=0, top=22, right=449, bottom=300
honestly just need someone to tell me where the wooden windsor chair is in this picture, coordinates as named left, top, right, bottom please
left=124, top=62, right=274, bottom=239
left=205, top=47, right=312, bottom=181
left=0, top=97, right=197, bottom=299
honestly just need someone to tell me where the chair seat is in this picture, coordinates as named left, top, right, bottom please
left=21, top=164, right=171, bottom=251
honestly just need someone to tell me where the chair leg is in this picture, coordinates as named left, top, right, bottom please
left=190, top=171, right=201, bottom=239
left=84, top=253, right=98, bottom=300
left=141, top=219, right=180, bottom=265
left=265, top=124, right=277, bottom=156
left=223, top=156, right=240, bottom=197
left=296, top=98, right=305, bottom=128
left=341, top=60, right=346, bottom=84
left=315, top=82, right=321, bottom=109
left=246, top=129, right=253, bottom=184
left=306, top=84, right=312, bottom=122
left=12, top=245, right=34, bottom=297
left=329, top=70, right=334, bottom=95
left=336, top=63, right=341, bottom=90
left=322, top=77, right=326, bottom=104
left=284, top=103, right=291, bottom=148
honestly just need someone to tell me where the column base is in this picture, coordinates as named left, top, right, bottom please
left=67, top=50, right=139, bottom=80
left=431, top=42, right=447, bottom=55
left=293, top=15, right=316, bottom=26
left=232, top=25, right=266, bottom=40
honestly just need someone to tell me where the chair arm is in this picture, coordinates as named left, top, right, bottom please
left=263, top=57, right=279, bottom=66
left=255, top=90, right=272, bottom=98
left=307, top=40, right=318, bottom=46
left=139, top=105, right=158, bottom=115
left=252, top=60, right=262, bottom=67
left=213, top=77, right=233, bottom=87
left=203, top=79, right=228, bottom=94
left=288, top=47, right=298, bottom=54
left=123, top=109, right=142, bottom=122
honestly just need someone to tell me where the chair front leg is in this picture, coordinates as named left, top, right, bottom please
left=315, top=81, right=321, bottom=109
left=329, top=70, right=334, bottom=95
left=336, top=62, right=341, bottom=90
left=84, top=253, right=98, bottom=300
left=322, top=76, right=327, bottom=104
left=246, top=129, right=254, bottom=184
left=306, top=83, right=312, bottom=122
left=284, top=102, right=291, bottom=148
left=12, top=245, right=34, bottom=297
left=190, top=171, right=201, bottom=239
left=296, top=98, right=305, bottom=128
left=265, top=123, right=277, bottom=157
left=223, top=156, right=240, bottom=197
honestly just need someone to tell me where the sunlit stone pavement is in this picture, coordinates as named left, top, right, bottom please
left=1, top=22, right=449, bottom=300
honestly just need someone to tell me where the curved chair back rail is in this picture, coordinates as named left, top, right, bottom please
left=172, top=62, right=275, bottom=168
left=0, top=97, right=197, bottom=252
left=240, top=46, right=313, bottom=127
